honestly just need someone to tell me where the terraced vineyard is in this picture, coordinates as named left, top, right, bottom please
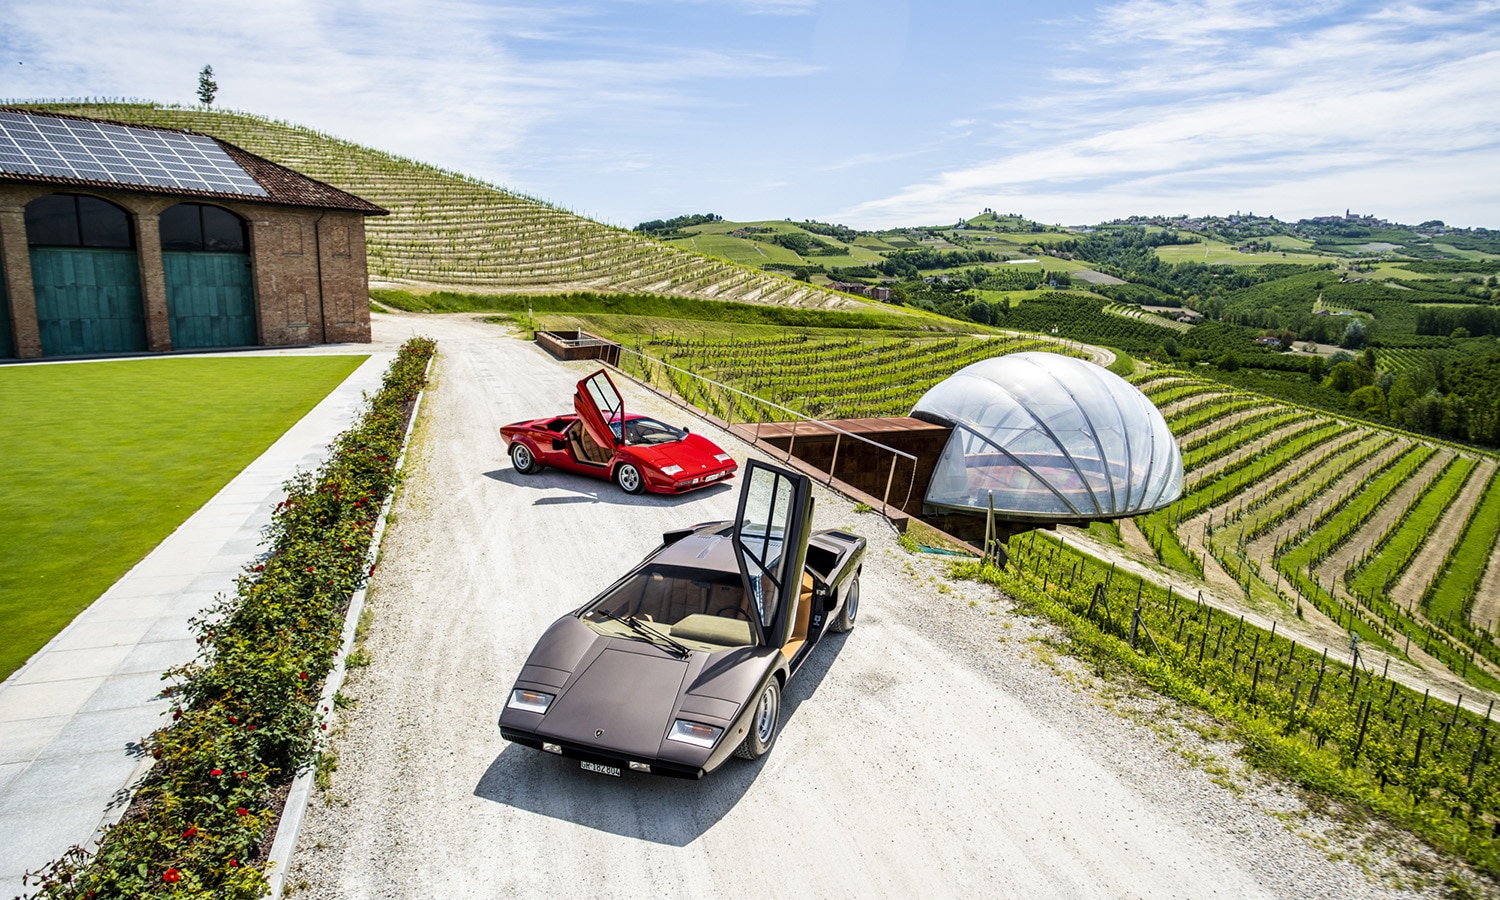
left=1104, top=302, right=1193, bottom=333
left=615, top=332, right=1085, bottom=421
left=29, top=102, right=868, bottom=310
left=1132, top=370, right=1500, bottom=692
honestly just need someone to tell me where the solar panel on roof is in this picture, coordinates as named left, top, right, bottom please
left=0, top=111, right=268, bottom=197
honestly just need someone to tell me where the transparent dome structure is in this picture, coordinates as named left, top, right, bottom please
left=911, top=353, right=1182, bottom=521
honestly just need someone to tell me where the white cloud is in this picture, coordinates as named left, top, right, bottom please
left=836, top=0, right=1500, bottom=228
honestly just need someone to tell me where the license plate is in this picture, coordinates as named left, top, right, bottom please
left=580, top=760, right=621, bottom=777
left=706, top=471, right=722, bottom=481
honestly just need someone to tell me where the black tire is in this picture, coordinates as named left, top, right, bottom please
left=510, top=442, right=541, bottom=474
left=615, top=463, right=646, bottom=495
left=830, top=572, right=860, bottom=633
left=735, top=678, right=781, bottom=760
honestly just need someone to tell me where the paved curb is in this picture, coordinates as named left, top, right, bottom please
left=264, top=354, right=433, bottom=899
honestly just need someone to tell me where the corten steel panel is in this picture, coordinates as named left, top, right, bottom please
left=29, top=246, right=146, bottom=356
left=748, top=417, right=952, bottom=517
left=536, top=330, right=621, bottom=363
left=163, top=251, right=256, bottom=349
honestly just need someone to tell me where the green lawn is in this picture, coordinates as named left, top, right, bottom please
left=0, top=355, right=367, bottom=679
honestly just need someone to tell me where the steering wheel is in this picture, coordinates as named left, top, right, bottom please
left=714, top=606, right=751, bottom=620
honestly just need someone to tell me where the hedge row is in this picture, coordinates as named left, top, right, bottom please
left=25, top=337, right=436, bottom=899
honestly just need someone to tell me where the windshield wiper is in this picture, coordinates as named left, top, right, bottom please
left=594, top=610, right=691, bottom=658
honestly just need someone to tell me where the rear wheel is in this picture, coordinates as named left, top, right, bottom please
left=510, top=442, right=541, bottom=474
left=831, top=572, right=860, bottom=633
left=735, top=678, right=781, bottom=760
left=615, top=463, right=645, bottom=494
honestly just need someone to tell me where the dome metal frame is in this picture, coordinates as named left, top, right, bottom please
left=912, top=352, right=1183, bottom=523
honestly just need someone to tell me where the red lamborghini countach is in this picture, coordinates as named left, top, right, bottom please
left=500, top=369, right=738, bottom=495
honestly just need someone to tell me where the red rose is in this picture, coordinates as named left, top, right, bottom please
left=163, top=868, right=181, bottom=883
left=182, top=826, right=197, bottom=839
left=237, top=807, right=248, bottom=816
left=210, top=768, right=222, bottom=776
left=299, top=672, right=308, bottom=680
left=229, top=859, right=239, bottom=868
left=248, top=725, right=256, bottom=731
left=228, top=716, right=238, bottom=724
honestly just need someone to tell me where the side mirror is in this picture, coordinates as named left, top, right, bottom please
left=682, top=425, right=691, bottom=434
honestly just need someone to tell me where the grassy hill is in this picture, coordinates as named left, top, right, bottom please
left=26, top=102, right=874, bottom=310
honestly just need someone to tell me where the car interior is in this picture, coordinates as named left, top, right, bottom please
left=568, top=421, right=614, bottom=466
left=584, top=564, right=815, bottom=656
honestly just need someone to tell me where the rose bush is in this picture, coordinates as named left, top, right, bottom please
left=24, top=337, right=435, bottom=898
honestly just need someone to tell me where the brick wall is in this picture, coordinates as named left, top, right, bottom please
left=0, top=183, right=372, bottom=357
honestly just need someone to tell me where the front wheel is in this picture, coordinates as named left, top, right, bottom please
left=510, top=442, right=541, bottom=474
left=615, top=463, right=645, bottom=495
left=831, top=572, right=860, bottom=633
left=735, top=678, right=781, bottom=760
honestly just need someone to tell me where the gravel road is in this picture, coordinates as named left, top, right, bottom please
left=286, top=312, right=1458, bottom=899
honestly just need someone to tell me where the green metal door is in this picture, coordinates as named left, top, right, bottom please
left=0, top=256, right=13, bottom=358
left=30, top=247, right=146, bottom=356
left=164, top=251, right=256, bottom=349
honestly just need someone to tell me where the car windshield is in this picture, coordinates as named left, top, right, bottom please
left=623, top=417, right=686, bottom=446
left=581, top=564, right=756, bottom=651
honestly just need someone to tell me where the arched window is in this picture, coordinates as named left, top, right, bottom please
left=159, top=203, right=247, bottom=252
left=24, top=194, right=134, bottom=249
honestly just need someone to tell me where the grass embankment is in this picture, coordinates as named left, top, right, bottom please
left=0, top=356, right=365, bottom=679
left=371, top=287, right=962, bottom=333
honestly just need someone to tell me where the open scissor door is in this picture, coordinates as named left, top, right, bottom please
left=732, top=460, right=813, bottom=648
left=574, top=368, right=624, bottom=451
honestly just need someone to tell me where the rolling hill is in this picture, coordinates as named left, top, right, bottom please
left=26, top=102, right=870, bottom=310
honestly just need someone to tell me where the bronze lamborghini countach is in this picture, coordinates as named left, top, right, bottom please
left=498, top=460, right=865, bottom=778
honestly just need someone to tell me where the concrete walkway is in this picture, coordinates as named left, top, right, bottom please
left=0, top=347, right=394, bottom=897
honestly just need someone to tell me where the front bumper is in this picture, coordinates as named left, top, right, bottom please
left=654, top=466, right=737, bottom=494
left=500, top=726, right=707, bottom=780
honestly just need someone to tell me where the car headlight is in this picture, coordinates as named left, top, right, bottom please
left=661, top=465, right=684, bottom=476
left=507, top=689, right=555, bottom=714
left=667, top=719, right=723, bottom=749
left=714, top=454, right=732, bottom=463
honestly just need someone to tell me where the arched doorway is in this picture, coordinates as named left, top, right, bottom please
left=24, top=193, right=146, bottom=356
left=160, top=203, right=256, bottom=349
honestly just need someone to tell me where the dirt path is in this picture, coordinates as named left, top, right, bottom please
left=1173, top=404, right=1274, bottom=448
left=1390, top=458, right=1494, bottom=603
left=1158, top=390, right=1242, bottom=421
left=1227, top=433, right=1385, bottom=552
left=1186, top=419, right=1322, bottom=490
left=285, top=312, right=1455, bottom=899
left=1244, top=437, right=1411, bottom=563
left=1314, top=450, right=1452, bottom=586
left=1119, top=515, right=1155, bottom=561
left=1474, top=527, right=1500, bottom=635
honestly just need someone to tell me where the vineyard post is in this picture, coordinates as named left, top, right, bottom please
left=1353, top=700, right=1371, bottom=759
left=1442, top=695, right=1463, bottom=753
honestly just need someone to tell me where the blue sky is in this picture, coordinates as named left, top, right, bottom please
left=2, top=0, right=1497, bottom=230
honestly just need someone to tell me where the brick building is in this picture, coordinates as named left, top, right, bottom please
left=0, top=108, right=386, bottom=359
